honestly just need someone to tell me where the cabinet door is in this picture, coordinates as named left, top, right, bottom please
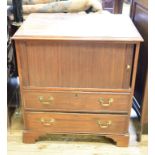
left=16, top=40, right=134, bottom=90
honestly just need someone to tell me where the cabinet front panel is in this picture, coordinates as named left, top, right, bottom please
left=25, top=112, right=128, bottom=134
left=18, top=40, right=134, bottom=89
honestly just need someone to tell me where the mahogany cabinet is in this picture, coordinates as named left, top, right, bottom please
left=13, top=13, right=143, bottom=146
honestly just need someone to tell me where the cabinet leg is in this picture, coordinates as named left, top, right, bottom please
left=104, top=134, right=129, bottom=147
left=116, top=135, right=129, bottom=147
left=137, top=132, right=142, bottom=142
left=23, top=131, right=40, bottom=144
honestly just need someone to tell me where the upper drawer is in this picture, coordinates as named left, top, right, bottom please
left=16, top=41, right=134, bottom=90
left=23, top=90, right=130, bottom=113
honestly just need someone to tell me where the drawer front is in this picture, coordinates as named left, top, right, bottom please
left=23, top=91, right=130, bottom=113
left=25, top=112, right=128, bottom=134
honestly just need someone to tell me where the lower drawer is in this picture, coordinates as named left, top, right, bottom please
left=25, top=112, right=128, bottom=134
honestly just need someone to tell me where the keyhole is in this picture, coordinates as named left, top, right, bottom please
left=75, top=93, right=78, bottom=97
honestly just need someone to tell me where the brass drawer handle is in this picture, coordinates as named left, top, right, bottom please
left=108, top=98, right=114, bottom=104
left=40, top=118, right=55, bottom=126
left=38, top=96, right=54, bottom=105
left=97, top=120, right=112, bottom=128
left=98, top=98, right=114, bottom=107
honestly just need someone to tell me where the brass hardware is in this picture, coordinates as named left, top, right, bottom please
left=98, top=97, right=104, bottom=104
left=108, top=98, right=114, bottom=104
left=99, top=97, right=113, bottom=107
left=40, top=118, right=55, bottom=126
left=127, top=64, right=131, bottom=70
left=97, top=120, right=112, bottom=128
left=38, top=96, right=54, bottom=105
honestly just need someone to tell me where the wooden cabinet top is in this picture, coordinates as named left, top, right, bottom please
left=13, top=13, right=143, bottom=42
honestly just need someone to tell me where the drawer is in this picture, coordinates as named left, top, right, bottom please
left=25, top=112, right=128, bottom=134
left=23, top=91, right=130, bottom=113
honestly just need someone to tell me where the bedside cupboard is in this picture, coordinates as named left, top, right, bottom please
left=13, top=13, right=143, bottom=146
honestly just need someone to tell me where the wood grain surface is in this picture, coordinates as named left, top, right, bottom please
left=15, top=40, right=134, bottom=89
left=13, top=13, right=143, bottom=42
left=24, top=112, right=128, bottom=134
left=23, top=90, right=130, bottom=113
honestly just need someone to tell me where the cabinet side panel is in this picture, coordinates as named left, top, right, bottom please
left=15, top=40, right=29, bottom=86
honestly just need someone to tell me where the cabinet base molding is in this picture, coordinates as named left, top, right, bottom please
left=23, top=131, right=129, bottom=147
